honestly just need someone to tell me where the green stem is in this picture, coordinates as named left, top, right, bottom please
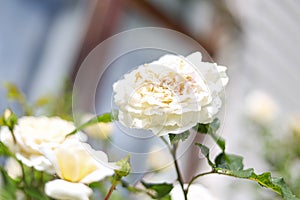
left=172, top=144, right=188, bottom=200
left=9, top=128, right=17, bottom=146
left=160, top=136, right=172, bottom=152
left=104, top=177, right=118, bottom=200
left=186, top=170, right=215, bottom=193
left=160, top=137, right=187, bottom=199
left=30, top=167, right=34, bottom=187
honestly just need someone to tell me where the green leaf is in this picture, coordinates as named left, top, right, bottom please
left=213, top=164, right=300, bottom=199
left=195, top=143, right=214, bottom=168
left=169, top=130, right=190, bottom=144
left=160, top=194, right=171, bottom=200
left=141, top=182, right=173, bottom=199
left=115, top=155, right=131, bottom=178
left=66, top=113, right=113, bottom=136
left=229, top=168, right=254, bottom=178
left=210, top=134, right=226, bottom=152
left=195, top=123, right=210, bottom=133
left=249, top=172, right=300, bottom=199
left=0, top=116, right=4, bottom=126
left=24, top=187, right=49, bottom=200
left=0, top=141, right=12, bottom=157
left=195, top=118, right=225, bottom=151
left=0, top=166, right=17, bottom=200
left=34, top=96, right=51, bottom=107
left=195, top=118, right=220, bottom=134
left=215, top=153, right=244, bottom=171
left=272, top=177, right=300, bottom=200
left=3, top=82, right=24, bottom=101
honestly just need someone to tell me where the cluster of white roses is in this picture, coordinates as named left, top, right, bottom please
left=0, top=116, right=116, bottom=200
left=0, top=51, right=228, bottom=200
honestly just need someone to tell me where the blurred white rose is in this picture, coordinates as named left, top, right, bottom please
left=4, top=158, right=22, bottom=179
left=81, top=114, right=113, bottom=139
left=245, top=90, right=279, bottom=123
left=147, top=145, right=173, bottom=171
left=113, top=52, right=228, bottom=136
left=43, top=139, right=116, bottom=200
left=0, top=116, right=79, bottom=173
left=142, top=145, right=177, bottom=185
left=171, top=183, right=219, bottom=200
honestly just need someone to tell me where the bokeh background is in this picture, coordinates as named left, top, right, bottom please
left=1, top=0, right=300, bottom=199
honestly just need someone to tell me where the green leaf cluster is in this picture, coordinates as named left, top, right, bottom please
left=194, top=118, right=300, bottom=200
left=196, top=118, right=225, bottom=151
left=169, top=130, right=190, bottom=145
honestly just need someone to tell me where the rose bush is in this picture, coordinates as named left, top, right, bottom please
left=113, top=52, right=228, bottom=136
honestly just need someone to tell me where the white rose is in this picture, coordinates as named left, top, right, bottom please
left=0, top=116, right=78, bottom=173
left=113, top=52, right=228, bottom=136
left=171, top=184, right=219, bottom=200
left=43, top=139, right=116, bottom=200
left=147, top=145, right=173, bottom=171
left=245, top=90, right=278, bottom=123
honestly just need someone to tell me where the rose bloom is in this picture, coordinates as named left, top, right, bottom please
left=147, top=145, right=173, bottom=170
left=245, top=90, right=278, bottom=123
left=113, top=52, right=228, bottom=136
left=171, top=184, right=219, bottom=200
left=43, top=139, right=116, bottom=200
left=0, top=116, right=79, bottom=173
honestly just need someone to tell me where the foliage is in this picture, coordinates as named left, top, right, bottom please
left=193, top=119, right=300, bottom=200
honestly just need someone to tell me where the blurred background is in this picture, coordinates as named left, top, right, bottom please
left=1, top=0, right=300, bottom=199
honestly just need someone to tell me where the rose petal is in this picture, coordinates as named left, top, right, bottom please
left=45, top=179, right=92, bottom=200
left=15, top=153, right=54, bottom=174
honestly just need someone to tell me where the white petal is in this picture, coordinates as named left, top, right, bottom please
left=186, top=51, right=203, bottom=64
left=80, top=167, right=114, bottom=184
left=45, top=179, right=92, bottom=200
left=15, top=153, right=55, bottom=174
left=0, top=127, right=17, bottom=153
left=4, top=158, right=22, bottom=179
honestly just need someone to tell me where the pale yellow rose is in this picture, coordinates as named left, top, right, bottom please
left=43, top=139, right=116, bottom=200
